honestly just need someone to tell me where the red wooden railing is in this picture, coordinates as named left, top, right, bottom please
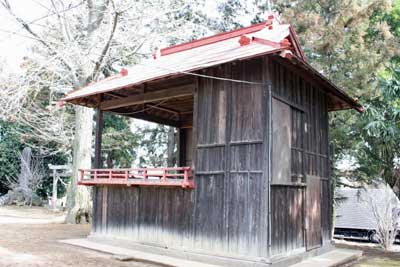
left=78, top=167, right=194, bottom=189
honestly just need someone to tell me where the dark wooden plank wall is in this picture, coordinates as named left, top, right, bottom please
left=306, top=176, right=322, bottom=250
left=93, top=186, right=194, bottom=247
left=92, top=59, right=269, bottom=259
left=226, top=60, right=265, bottom=256
left=270, top=186, right=304, bottom=256
left=269, top=57, right=331, bottom=256
left=193, top=60, right=266, bottom=257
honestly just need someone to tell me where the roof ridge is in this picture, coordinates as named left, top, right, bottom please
left=159, top=21, right=269, bottom=57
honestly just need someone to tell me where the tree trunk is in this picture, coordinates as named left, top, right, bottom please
left=65, top=106, right=94, bottom=223
left=19, top=147, right=32, bottom=191
left=106, top=151, right=113, bottom=168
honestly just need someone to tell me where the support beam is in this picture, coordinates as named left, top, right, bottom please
left=146, top=104, right=180, bottom=117
left=128, top=112, right=181, bottom=128
left=94, top=107, right=104, bottom=168
left=100, top=85, right=193, bottom=110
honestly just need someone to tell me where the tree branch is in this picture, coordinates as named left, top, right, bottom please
left=0, top=0, right=79, bottom=85
left=88, top=10, right=120, bottom=82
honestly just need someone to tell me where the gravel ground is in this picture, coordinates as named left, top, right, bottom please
left=0, top=206, right=157, bottom=267
left=7, top=206, right=400, bottom=267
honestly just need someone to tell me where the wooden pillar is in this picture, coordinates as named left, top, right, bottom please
left=52, top=169, right=58, bottom=210
left=177, top=128, right=186, bottom=167
left=94, top=107, right=104, bottom=169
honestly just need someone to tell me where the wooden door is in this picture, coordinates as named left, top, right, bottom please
left=305, top=175, right=322, bottom=250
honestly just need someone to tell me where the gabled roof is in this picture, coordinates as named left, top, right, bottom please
left=61, top=15, right=362, bottom=112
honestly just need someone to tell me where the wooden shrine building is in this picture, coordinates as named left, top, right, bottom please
left=61, top=15, right=362, bottom=267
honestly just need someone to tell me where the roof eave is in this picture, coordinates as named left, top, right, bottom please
left=287, top=55, right=363, bottom=113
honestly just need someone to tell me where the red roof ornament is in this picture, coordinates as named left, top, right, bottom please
left=280, top=38, right=291, bottom=47
left=153, top=48, right=159, bottom=59
left=280, top=50, right=293, bottom=59
left=239, top=35, right=251, bottom=46
left=57, top=100, right=65, bottom=107
left=120, top=68, right=128, bottom=76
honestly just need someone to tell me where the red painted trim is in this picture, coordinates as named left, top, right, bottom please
left=252, top=37, right=282, bottom=48
left=78, top=180, right=195, bottom=188
left=160, top=21, right=267, bottom=56
left=78, top=167, right=194, bottom=189
left=57, top=100, right=65, bottom=107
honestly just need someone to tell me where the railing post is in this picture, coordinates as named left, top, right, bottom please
left=183, top=168, right=189, bottom=188
left=109, top=170, right=112, bottom=181
left=162, top=169, right=167, bottom=182
left=79, top=169, right=84, bottom=183
left=125, top=170, right=129, bottom=181
left=143, top=168, right=148, bottom=180
left=94, top=170, right=98, bottom=182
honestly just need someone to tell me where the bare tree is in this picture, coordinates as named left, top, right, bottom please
left=360, top=183, right=400, bottom=250
left=0, top=0, right=210, bottom=222
left=4, top=147, right=44, bottom=206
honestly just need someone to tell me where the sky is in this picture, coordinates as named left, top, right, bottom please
left=0, top=0, right=226, bottom=72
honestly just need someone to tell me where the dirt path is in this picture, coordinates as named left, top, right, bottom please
left=0, top=206, right=157, bottom=267
left=335, top=240, right=400, bottom=267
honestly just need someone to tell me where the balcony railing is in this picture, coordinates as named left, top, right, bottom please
left=78, top=167, right=194, bottom=189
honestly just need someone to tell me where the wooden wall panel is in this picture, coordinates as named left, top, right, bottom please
left=197, top=68, right=226, bottom=145
left=196, top=146, right=225, bottom=172
left=226, top=173, right=263, bottom=256
left=271, top=98, right=291, bottom=184
left=268, top=57, right=331, bottom=255
left=193, top=60, right=267, bottom=257
left=92, top=186, right=102, bottom=233
left=270, top=186, right=304, bottom=256
left=92, top=186, right=195, bottom=247
left=270, top=58, right=329, bottom=179
left=306, top=176, right=322, bottom=250
left=230, top=60, right=263, bottom=142
left=321, top=179, right=331, bottom=243
left=193, top=174, right=225, bottom=251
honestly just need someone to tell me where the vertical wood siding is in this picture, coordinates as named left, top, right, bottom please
left=269, top=57, right=331, bottom=255
left=270, top=186, right=304, bottom=256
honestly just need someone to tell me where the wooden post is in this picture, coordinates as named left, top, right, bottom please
left=177, top=128, right=186, bottom=167
left=48, top=164, right=71, bottom=210
left=52, top=169, right=58, bottom=210
left=94, top=107, right=103, bottom=169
